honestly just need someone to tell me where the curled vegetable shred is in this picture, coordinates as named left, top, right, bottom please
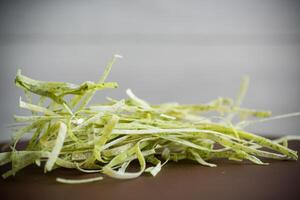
left=1, top=55, right=300, bottom=183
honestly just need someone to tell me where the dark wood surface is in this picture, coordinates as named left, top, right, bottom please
left=1, top=141, right=300, bottom=200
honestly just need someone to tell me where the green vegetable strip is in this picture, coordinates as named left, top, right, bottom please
left=2, top=151, right=50, bottom=178
left=189, top=149, right=216, bottom=167
left=0, top=58, right=299, bottom=183
left=126, top=89, right=152, bottom=110
left=103, top=142, right=146, bottom=179
left=56, top=176, right=103, bottom=184
left=71, top=54, right=122, bottom=110
left=19, top=97, right=58, bottom=116
left=45, top=122, right=67, bottom=172
left=0, top=152, right=12, bottom=166
left=197, top=123, right=298, bottom=159
left=93, top=115, right=120, bottom=162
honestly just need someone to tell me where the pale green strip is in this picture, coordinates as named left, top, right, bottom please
left=56, top=176, right=103, bottom=184
left=45, top=122, right=67, bottom=172
left=19, top=97, right=58, bottom=116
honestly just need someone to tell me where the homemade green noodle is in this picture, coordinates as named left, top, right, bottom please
left=1, top=55, right=300, bottom=183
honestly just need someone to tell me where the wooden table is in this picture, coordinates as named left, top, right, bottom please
left=1, top=141, right=300, bottom=200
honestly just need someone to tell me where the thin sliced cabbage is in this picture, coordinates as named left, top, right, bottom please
left=0, top=56, right=299, bottom=184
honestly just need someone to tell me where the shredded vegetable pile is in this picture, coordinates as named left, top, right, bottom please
left=1, top=55, right=300, bottom=184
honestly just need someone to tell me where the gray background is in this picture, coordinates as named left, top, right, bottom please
left=0, top=0, right=299, bottom=141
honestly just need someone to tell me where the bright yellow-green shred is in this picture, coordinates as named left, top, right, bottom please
left=1, top=55, right=300, bottom=183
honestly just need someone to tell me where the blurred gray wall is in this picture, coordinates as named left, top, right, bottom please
left=0, top=0, right=299, bottom=141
